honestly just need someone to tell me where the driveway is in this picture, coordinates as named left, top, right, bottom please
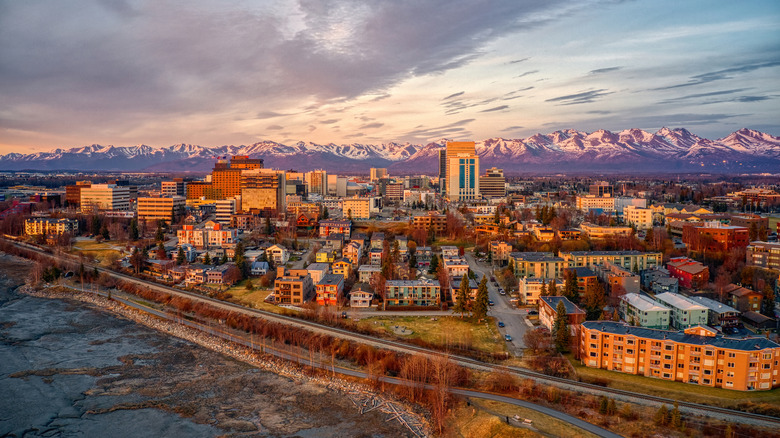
left=466, top=253, right=528, bottom=355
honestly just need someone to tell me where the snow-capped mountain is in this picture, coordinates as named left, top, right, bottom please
left=1, top=128, right=778, bottom=173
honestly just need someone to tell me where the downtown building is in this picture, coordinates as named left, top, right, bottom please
left=80, top=184, right=131, bottom=213
left=137, top=196, right=185, bottom=222
left=443, top=141, right=480, bottom=202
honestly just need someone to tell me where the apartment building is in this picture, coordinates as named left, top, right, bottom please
left=746, top=241, right=780, bottom=270
left=137, top=196, right=185, bottom=222
left=342, top=197, right=371, bottom=220
left=580, top=321, right=780, bottom=391
left=489, top=241, right=513, bottom=264
left=80, top=184, right=130, bottom=212
left=331, top=259, right=352, bottom=279
left=316, top=274, right=344, bottom=306
left=319, top=219, right=352, bottom=238
left=274, top=267, right=314, bottom=305
left=442, top=256, right=469, bottom=277
left=519, top=277, right=562, bottom=306
left=619, top=293, right=671, bottom=329
left=579, top=222, right=633, bottom=239
left=511, top=252, right=568, bottom=280
left=654, top=292, right=708, bottom=329
left=177, top=222, right=237, bottom=249
left=412, top=212, right=447, bottom=236
left=623, top=205, right=653, bottom=229
left=566, top=267, right=599, bottom=300
left=560, top=250, right=662, bottom=271
left=385, top=279, right=441, bottom=307
left=343, top=241, right=363, bottom=267
left=576, top=195, right=615, bottom=213
left=539, top=296, right=586, bottom=338
left=24, top=218, right=79, bottom=236
left=358, top=264, right=381, bottom=283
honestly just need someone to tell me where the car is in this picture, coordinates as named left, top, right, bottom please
left=504, top=334, right=512, bottom=342
left=499, top=288, right=505, bottom=295
left=488, top=300, right=495, bottom=306
left=497, top=321, right=505, bottom=328
left=527, top=310, right=538, bottom=315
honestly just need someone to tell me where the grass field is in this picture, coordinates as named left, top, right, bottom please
left=450, top=398, right=599, bottom=438
left=72, top=239, right=124, bottom=266
left=567, top=354, right=780, bottom=409
left=356, top=315, right=507, bottom=354
left=226, top=280, right=287, bottom=313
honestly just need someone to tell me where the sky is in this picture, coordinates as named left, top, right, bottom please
left=1, top=0, right=779, bottom=154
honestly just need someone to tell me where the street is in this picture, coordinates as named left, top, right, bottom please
left=465, top=252, right=529, bottom=354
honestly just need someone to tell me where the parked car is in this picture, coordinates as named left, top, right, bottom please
left=504, top=334, right=512, bottom=342
left=488, top=300, right=495, bottom=306
left=528, top=310, right=538, bottom=315
left=498, top=321, right=505, bottom=328
left=499, top=288, right=505, bottom=295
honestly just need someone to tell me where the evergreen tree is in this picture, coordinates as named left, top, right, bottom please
left=453, top=275, right=470, bottom=318
left=245, top=279, right=254, bottom=291
left=234, top=242, right=248, bottom=279
left=549, top=281, right=559, bottom=296
left=473, top=276, right=489, bottom=321
left=655, top=405, right=669, bottom=426
left=176, top=247, right=185, bottom=265
left=584, top=282, right=606, bottom=320
left=564, top=269, right=579, bottom=304
left=670, top=401, right=682, bottom=428
left=156, top=241, right=167, bottom=260
left=220, top=252, right=228, bottom=265
left=101, top=226, right=110, bottom=240
left=553, top=300, right=570, bottom=352
left=428, top=254, right=439, bottom=274
left=155, top=225, right=165, bottom=242
left=265, top=217, right=272, bottom=235
left=203, top=252, right=211, bottom=265
left=539, top=278, right=547, bottom=296
left=598, top=396, right=609, bottom=414
left=322, top=207, right=329, bottom=219
left=129, top=219, right=139, bottom=241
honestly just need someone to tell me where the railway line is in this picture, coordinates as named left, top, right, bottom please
left=5, top=237, right=780, bottom=428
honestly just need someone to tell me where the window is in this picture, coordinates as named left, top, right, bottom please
left=727, top=363, right=735, bottom=368
left=728, top=352, right=736, bottom=358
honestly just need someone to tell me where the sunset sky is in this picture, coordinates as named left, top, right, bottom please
left=1, top=0, right=778, bottom=154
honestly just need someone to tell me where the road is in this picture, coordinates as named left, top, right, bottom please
left=465, top=252, right=529, bottom=354
left=8, top=238, right=780, bottom=429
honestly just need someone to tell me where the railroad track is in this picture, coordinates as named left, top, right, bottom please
left=5, top=237, right=780, bottom=427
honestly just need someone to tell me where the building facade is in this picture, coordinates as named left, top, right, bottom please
left=384, top=279, right=441, bottom=307
left=24, top=218, right=79, bottom=236
left=654, top=292, right=708, bottom=330
left=137, top=196, right=185, bottom=222
left=619, top=293, right=671, bottom=329
left=80, top=184, right=130, bottom=212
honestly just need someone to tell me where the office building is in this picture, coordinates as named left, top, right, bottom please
left=305, top=170, right=328, bottom=197
left=479, top=167, right=506, bottom=199
left=241, top=169, right=286, bottom=215
left=445, top=141, right=479, bottom=201
left=589, top=181, right=613, bottom=197
left=137, top=196, right=185, bottom=222
left=161, top=178, right=187, bottom=197
left=746, top=241, right=780, bottom=270
left=370, top=168, right=388, bottom=182
left=80, top=184, right=130, bottom=212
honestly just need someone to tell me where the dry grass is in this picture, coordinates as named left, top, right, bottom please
left=72, top=240, right=124, bottom=266
left=227, top=281, right=287, bottom=313
left=356, top=315, right=507, bottom=354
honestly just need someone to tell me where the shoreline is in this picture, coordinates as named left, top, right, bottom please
left=18, top=283, right=430, bottom=437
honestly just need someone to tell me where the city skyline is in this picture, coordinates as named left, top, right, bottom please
left=1, top=0, right=779, bottom=154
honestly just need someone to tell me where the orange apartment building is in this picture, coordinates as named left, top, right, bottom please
left=315, top=274, right=344, bottom=306
left=580, top=321, right=780, bottom=391
left=412, top=212, right=447, bottom=236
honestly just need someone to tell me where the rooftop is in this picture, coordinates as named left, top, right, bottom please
left=510, top=251, right=563, bottom=262
left=689, top=296, right=740, bottom=314
left=318, top=274, right=344, bottom=285
left=622, top=293, right=670, bottom=312
left=654, top=292, right=708, bottom=311
left=306, top=263, right=330, bottom=272
left=568, top=266, right=597, bottom=277
left=562, top=250, right=656, bottom=256
left=540, top=296, right=585, bottom=315
left=582, top=321, right=779, bottom=351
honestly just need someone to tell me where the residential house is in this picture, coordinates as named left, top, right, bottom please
left=594, top=261, right=640, bottom=295
left=349, top=285, right=374, bottom=308
left=358, top=265, right=381, bottom=283
left=742, top=311, right=776, bottom=332
left=440, top=245, right=459, bottom=257
left=343, top=241, right=363, bottom=267
left=316, top=249, right=337, bottom=263
left=331, top=258, right=352, bottom=279
left=689, top=296, right=741, bottom=328
left=324, top=233, right=345, bottom=251
left=207, top=264, right=235, bottom=285
left=316, top=274, right=344, bottom=306
left=370, top=232, right=385, bottom=249
left=726, top=284, right=763, bottom=313
left=442, top=256, right=469, bottom=278
left=319, top=219, right=352, bottom=238
left=266, top=244, right=290, bottom=265
left=641, top=267, right=679, bottom=295
left=369, top=248, right=383, bottom=266
left=185, top=264, right=210, bottom=286
left=519, top=277, right=562, bottom=306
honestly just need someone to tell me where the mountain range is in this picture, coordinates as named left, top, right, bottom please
left=1, top=128, right=778, bottom=174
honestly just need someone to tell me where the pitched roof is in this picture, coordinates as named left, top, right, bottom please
left=540, top=296, right=585, bottom=315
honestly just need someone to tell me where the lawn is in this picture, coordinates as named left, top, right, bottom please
left=356, top=315, right=507, bottom=355
left=450, top=398, right=599, bottom=438
left=226, top=280, right=286, bottom=313
left=567, top=353, right=780, bottom=409
left=72, top=239, right=124, bottom=266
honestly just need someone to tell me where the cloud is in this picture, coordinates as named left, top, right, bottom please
left=653, top=60, right=780, bottom=90
left=266, top=124, right=284, bottom=130
left=508, top=57, right=530, bottom=64
left=443, top=91, right=465, bottom=100
left=359, top=122, right=384, bottom=129
left=480, top=105, right=510, bottom=112
left=515, top=70, right=539, bottom=78
left=658, top=88, right=749, bottom=104
left=546, top=89, right=613, bottom=105
left=588, top=66, right=621, bottom=75
left=319, top=119, right=340, bottom=125
left=501, top=125, right=524, bottom=131
left=400, top=119, right=476, bottom=140
left=256, top=111, right=290, bottom=120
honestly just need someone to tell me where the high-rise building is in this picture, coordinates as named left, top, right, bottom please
left=370, top=168, right=388, bottom=182
left=215, top=198, right=238, bottom=225
left=80, top=184, right=130, bottom=213
left=445, top=141, right=479, bottom=201
left=305, top=170, right=328, bottom=197
left=65, top=181, right=92, bottom=207
left=479, top=167, right=506, bottom=199
left=161, top=178, right=187, bottom=197
left=240, top=169, right=286, bottom=215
